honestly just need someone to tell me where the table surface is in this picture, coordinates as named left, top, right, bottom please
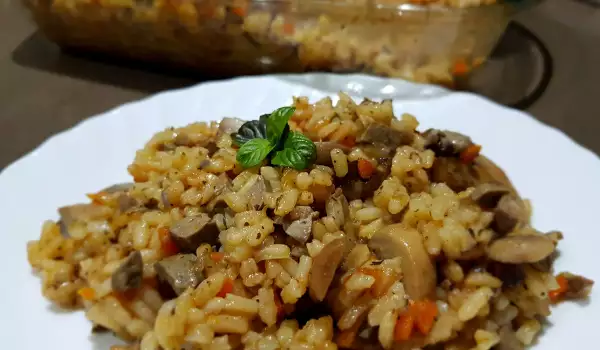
left=1, top=0, right=599, bottom=171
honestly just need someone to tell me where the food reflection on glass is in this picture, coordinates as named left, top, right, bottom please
left=23, top=0, right=528, bottom=85
left=27, top=94, right=592, bottom=350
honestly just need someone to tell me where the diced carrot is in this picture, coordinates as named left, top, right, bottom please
left=452, top=60, right=469, bottom=76
left=549, top=274, right=569, bottom=302
left=357, top=268, right=393, bottom=297
left=231, top=5, right=246, bottom=17
left=459, top=144, right=481, bottom=164
left=158, top=227, right=179, bottom=256
left=217, top=278, right=234, bottom=298
left=340, top=136, right=356, bottom=148
left=394, top=313, right=414, bottom=342
left=357, top=159, right=375, bottom=179
left=273, top=291, right=285, bottom=319
left=283, top=22, right=295, bottom=35
left=210, top=252, right=225, bottom=262
left=86, top=192, right=108, bottom=205
left=412, top=300, right=438, bottom=335
left=77, top=287, right=96, bottom=301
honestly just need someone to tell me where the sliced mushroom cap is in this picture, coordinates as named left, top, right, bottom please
left=58, top=204, right=111, bottom=236
left=473, top=156, right=516, bottom=193
left=117, top=193, right=140, bottom=214
left=154, top=254, right=204, bottom=296
left=487, top=235, right=555, bottom=264
left=326, top=189, right=349, bottom=228
left=315, top=142, right=350, bottom=166
left=111, top=251, right=143, bottom=292
left=493, top=195, right=528, bottom=234
left=368, top=224, right=436, bottom=300
left=219, top=117, right=245, bottom=134
left=471, top=183, right=511, bottom=209
left=284, top=218, right=313, bottom=243
left=358, top=123, right=414, bottom=150
left=170, top=214, right=220, bottom=252
left=423, top=129, right=473, bottom=156
left=309, top=238, right=346, bottom=302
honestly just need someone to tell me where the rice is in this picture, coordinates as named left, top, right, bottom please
left=27, top=93, right=592, bottom=350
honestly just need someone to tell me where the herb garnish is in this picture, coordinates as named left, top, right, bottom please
left=233, top=106, right=316, bottom=170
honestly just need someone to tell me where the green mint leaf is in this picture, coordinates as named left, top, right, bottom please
left=271, top=132, right=316, bottom=170
left=266, top=106, right=295, bottom=145
left=271, top=149, right=308, bottom=170
left=236, top=138, right=273, bottom=168
left=233, top=117, right=268, bottom=146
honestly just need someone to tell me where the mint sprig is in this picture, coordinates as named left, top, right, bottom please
left=235, top=106, right=316, bottom=170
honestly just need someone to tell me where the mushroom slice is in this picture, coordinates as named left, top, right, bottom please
left=368, top=224, right=436, bottom=300
left=487, top=235, right=555, bottom=264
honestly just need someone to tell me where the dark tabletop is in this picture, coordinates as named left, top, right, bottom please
left=1, top=0, right=599, bottom=171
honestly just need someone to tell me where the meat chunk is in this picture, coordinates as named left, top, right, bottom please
left=489, top=263, right=525, bottom=288
left=340, top=160, right=390, bottom=201
left=357, top=123, right=414, bottom=150
left=315, top=142, right=350, bottom=166
left=219, top=117, right=245, bottom=134
left=423, top=129, right=473, bottom=156
left=493, top=195, right=528, bottom=234
left=154, top=254, right=204, bottom=296
left=284, top=218, right=313, bottom=243
left=111, top=251, right=143, bottom=292
left=368, top=224, right=436, bottom=300
left=487, top=235, right=555, bottom=264
left=326, top=188, right=349, bottom=228
left=470, top=183, right=511, bottom=209
left=170, top=214, right=220, bottom=252
left=58, top=204, right=111, bottom=236
left=309, top=238, right=345, bottom=301
left=562, top=272, right=594, bottom=300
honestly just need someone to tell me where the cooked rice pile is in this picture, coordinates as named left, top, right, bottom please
left=27, top=94, right=593, bottom=350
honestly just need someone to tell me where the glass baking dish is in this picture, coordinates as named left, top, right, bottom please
left=22, top=0, right=531, bottom=85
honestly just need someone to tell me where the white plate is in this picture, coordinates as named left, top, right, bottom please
left=1, top=74, right=598, bottom=350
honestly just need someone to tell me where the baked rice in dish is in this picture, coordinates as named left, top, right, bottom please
left=27, top=94, right=593, bottom=350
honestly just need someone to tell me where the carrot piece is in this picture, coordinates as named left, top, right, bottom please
left=309, top=184, right=334, bottom=205
left=357, top=268, right=394, bottom=297
left=460, top=144, right=481, bottom=164
left=86, top=192, right=108, bottom=205
left=357, top=159, right=375, bottom=179
left=158, top=227, right=179, bottom=256
left=77, top=287, right=96, bottom=301
left=394, top=313, right=415, bottom=342
left=283, top=22, right=295, bottom=35
left=217, top=278, right=234, bottom=298
left=452, top=60, right=469, bottom=76
left=231, top=5, right=246, bottom=17
left=413, top=300, right=438, bottom=335
left=549, top=275, right=569, bottom=302
left=340, top=136, right=356, bottom=148
left=210, top=252, right=225, bottom=262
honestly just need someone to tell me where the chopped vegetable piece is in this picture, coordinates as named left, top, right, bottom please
left=358, top=267, right=395, bottom=297
left=217, top=278, right=234, bottom=298
left=340, top=136, right=356, bottom=148
left=283, top=22, right=295, bottom=35
left=358, top=159, right=375, bottom=179
left=549, top=275, right=569, bottom=302
left=412, top=300, right=438, bottom=335
left=159, top=227, right=179, bottom=256
left=460, top=144, right=482, bottom=164
left=452, top=60, right=469, bottom=76
left=77, top=287, right=96, bottom=301
left=231, top=6, right=246, bottom=17
left=394, top=313, right=415, bottom=342
left=210, top=252, right=225, bottom=262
